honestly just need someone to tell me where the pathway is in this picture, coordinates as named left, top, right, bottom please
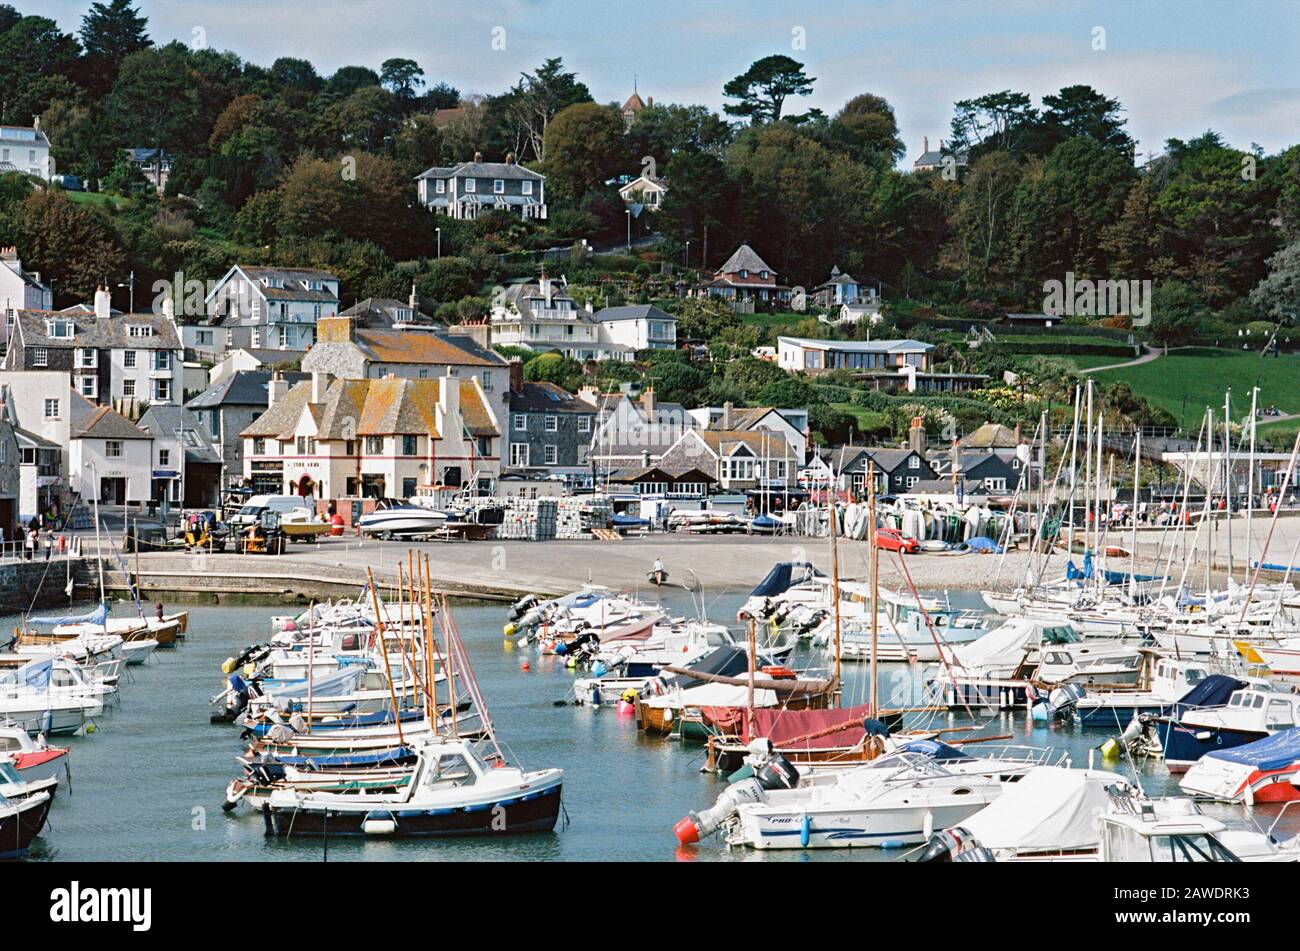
left=1080, top=344, right=1163, bottom=374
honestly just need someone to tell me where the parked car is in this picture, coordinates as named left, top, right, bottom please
left=874, top=526, right=920, bottom=553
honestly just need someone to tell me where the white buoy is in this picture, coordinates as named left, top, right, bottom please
left=362, top=819, right=397, bottom=835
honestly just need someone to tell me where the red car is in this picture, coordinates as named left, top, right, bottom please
left=874, top=526, right=920, bottom=553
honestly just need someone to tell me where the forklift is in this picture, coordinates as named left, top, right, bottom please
left=238, top=510, right=287, bottom=555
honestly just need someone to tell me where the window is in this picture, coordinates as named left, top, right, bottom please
left=78, top=376, right=96, bottom=397
left=909, top=456, right=920, bottom=469
left=482, top=371, right=493, bottom=391
left=477, top=436, right=492, bottom=456
left=32, top=347, right=48, bottom=367
left=402, top=435, right=418, bottom=456
left=906, top=476, right=918, bottom=488
left=43, top=398, right=59, bottom=419
left=124, top=350, right=137, bottom=368
left=253, top=438, right=266, bottom=455
left=128, top=325, right=154, bottom=338
left=418, top=369, right=428, bottom=379
left=545, top=415, right=558, bottom=432
left=510, top=443, right=530, bottom=467
left=158, top=449, right=170, bottom=467
left=48, top=320, right=73, bottom=338
left=522, top=180, right=533, bottom=195
left=577, top=416, right=591, bottom=433
left=985, top=478, right=1006, bottom=492
left=123, top=380, right=135, bottom=397
left=544, top=445, right=558, bottom=466
left=154, top=350, right=171, bottom=370
left=345, top=440, right=356, bottom=456
left=725, top=456, right=756, bottom=481
left=435, top=179, right=445, bottom=194
left=365, top=436, right=383, bottom=454
left=514, top=414, right=528, bottom=432
left=106, top=440, right=123, bottom=458
left=196, top=330, right=213, bottom=346
left=402, top=478, right=417, bottom=498
left=494, top=179, right=505, bottom=194
left=77, top=348, right=96, bottom=368
left=465, top=177, right=476, bottom=193
left=153, top=379, right=171, bottom=402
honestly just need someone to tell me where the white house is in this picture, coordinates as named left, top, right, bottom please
left=618, top=174, right=667, bottom=210
left=687, top=403, right=809, bottom=465
left=204, top=265, right=340, bottom=354
left=0, top=373, right=71, bottom=523
left=777, top=336, right=933, bottom=373
left=68, top=392, right=154, bottom=506
left=0, top=123, right=54, bottom=181
left=416, top=154, right=546, bottom=220
left=592, top=304, right=677, bottom=351
left=1, top=248, right=52, bottom=344
left=489, top=275, right=633, bottom=362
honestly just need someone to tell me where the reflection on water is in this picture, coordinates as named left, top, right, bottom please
left=13, top=588, right=1300, bottom=862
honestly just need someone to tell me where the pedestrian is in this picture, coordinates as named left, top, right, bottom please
left=24, top=527, right=36, bottom=561
left=42, top=527, right=53, bottom=560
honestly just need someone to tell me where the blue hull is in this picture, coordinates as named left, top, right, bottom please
left=1077, top=704, right=1169, bottom=728
left=1156, top=719, right=1267, bottom=771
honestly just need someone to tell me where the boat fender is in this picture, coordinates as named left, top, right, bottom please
left=363, top=818, right=397, bottom=835
left=1099, top=738, right=1120, bottom=760
left=592, top=661, right=607, bottom=678
left=760, top=665, right=796, bottom=680
left=221, top=657, right=237, bottom=674
left=800, top=814, right=811, bottom=848
left=621, top=689, right=639, bottom=703
left=616, top=700, right=635, bottom=717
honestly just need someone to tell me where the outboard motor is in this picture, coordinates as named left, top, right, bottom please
left=210, top=672, right=250, bottom=724
left=555, top=630, right=599, bottom=657
left=508, top=594, right=539, bottom=623
left=915, top=827, right=995, bottom=863
left=1048, top=683, right=1086, bottom=720
left=674, top=748, right=800, bottom=845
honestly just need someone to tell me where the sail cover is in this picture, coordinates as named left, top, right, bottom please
left=28, top=602, right=109, bottom=628
left=961, top=767, right=1129, bottom=852
left=263, top=665, right=366, bottom=699
left=0, top=657, right=53, bottom=689
left=1205, top=728, right=1300, bottom=772
left=748, top=562, right=824, bottom=599
left=742, top=703, right=875, bottom=747
left=660, top=645, right=752, bottom=690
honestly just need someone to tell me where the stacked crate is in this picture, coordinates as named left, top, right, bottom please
left=491, top=498, right=559, bottom=541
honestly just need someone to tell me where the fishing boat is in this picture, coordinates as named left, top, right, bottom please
left=677, top=742, right=1029, bottom=850
left=0, top=783, right=53, bottom=858
left=1179, top=728, right=1300, bottom=803
left=262, top=735, right=562, bottom=838
left=0, top=722, right=69, bottom=785
left=917, top=766, right=1299, bottom=863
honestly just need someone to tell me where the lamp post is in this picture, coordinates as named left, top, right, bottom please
left=436, top=228, right=441, bottom=259
left=117, top=270, right=135, bottom=312
left=684, top=240, right=691, bottom=268
left=625, top=210, right=631, bottom=252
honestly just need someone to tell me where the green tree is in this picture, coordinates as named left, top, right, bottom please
left=723, top=55, right=815, bottom=124
left=1249, top=240, right=1300, bottom=321
left=1038, top=85, right=1132, bottom=157
left=949, top=90, right=1039, bottom=158
left=543, top=102, right=624, bottom=201
left=107, top=43, right=204, bottom=161
left=828, top=93, right=904, bottom=161
left=14, top=189, right=127, bottom=303
left=380, top=58, right=425, bottom=105
left=0, top=15, right=81, bottom=124
left=78, top=0, right=150, bottom=94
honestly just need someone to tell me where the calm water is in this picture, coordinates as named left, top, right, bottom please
left=15, top=589, right=1300, bottom=863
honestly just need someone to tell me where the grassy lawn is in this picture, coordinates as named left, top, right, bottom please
left=740, top=312, right=804, bottom=330
left=65, top=191, right=123, bottom=210
left=1013, top=353, right=1120, bottom=371
left=1092, top=347, right=1300, bottom=429
left=831, top=403, right=890, bottom=435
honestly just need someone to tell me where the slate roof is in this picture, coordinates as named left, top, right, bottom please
left=69, top=392, right=151, bottom=440
left=690, top=429, right=791, bottom=457
left=508, top=382, right=595, bottom=414
left=593, top=304, right=676, bottom=324
left=13, top=309, right=181, bottom=350
left=0, top=258, right=49, bottom=293
left=138, top=405, right=221, bottom=465
left=416, top=161, right=544, bottom=181
left=496, top=281, right=584, bottom=321
left=340, top=298, right=437, bottom=328
left=185, top=370, right=309, bottom=410
left=959, top=422, right=1020, bottom=449
left=0, top=126, right=50, bottom=147
left=904, top=478, right=982, bottom=495
left=779, top=336, right=933, bottom=353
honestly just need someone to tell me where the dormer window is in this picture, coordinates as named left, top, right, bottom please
left=760, top=270, right=769, bottom=279
left=46, top=319, right=74, bottom=338
left=740, top=269, right=748, bottom=278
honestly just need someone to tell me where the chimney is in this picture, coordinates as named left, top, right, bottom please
left=316, top=315, right=356, bottom=344
left=722, top=400, right=733, bottom=430
left=939, top=138, right=945, bottom=150
left=473, top=151, right=483, bottom=163
left=540, top=271, right=553, bottom=308
left=508, top=357, right=524, bottom=395
left=577, top=385, right=600, bottom=407
left=641, top=450, right=650, bottom=467
left=268, top=372, right=289, bottom=408
left=311, top=371, right=328, bottom=403
left=642, top=388, right=656, bottom=418
left=505, top=152, right=515, bottom=165
left=94, top=286, right=111, bottom=320
left=923, top=136, right=929, bottom=153
left=647, top=96, right=653, bottom=108
left=161, top=296, right=175, bottom=321
left=439, top=366, right=460, bottom=426
left=909, top=415, right=926, bottom=453
left=1013, top=423, right=1021, bottom=445
left=33, top=116, right=40, bottom=131
left=409, top=282, right=418, bottom=311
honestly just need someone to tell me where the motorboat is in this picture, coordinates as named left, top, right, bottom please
left=262, top=736, right=562, bottom=838
left=1153, top=682, right=1300, bottom=772
left=0, top=783, right=53, bottom=858
left=917, top=765, right=1299, bottom=863
left=357, top=502, right=449, bottom=539
left=0, top=657, right=107, bottom=735
left=1180, top=728, right=1300, bottom=803
left=0, top=722, right=69, bottom=785
left=1074, top=654, right=1265, bottom=729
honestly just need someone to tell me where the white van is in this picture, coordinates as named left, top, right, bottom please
left=230, top=494, right=317, bottom=527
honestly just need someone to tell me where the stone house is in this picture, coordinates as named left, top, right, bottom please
left=186, top=369, right=309, bottom=490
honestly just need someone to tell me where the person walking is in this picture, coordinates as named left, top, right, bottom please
left=24, top=526, right=36, bottom=561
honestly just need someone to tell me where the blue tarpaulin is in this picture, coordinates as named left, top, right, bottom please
left=898, top=739, right=972, bottom=762
left=1208, top=728, right=1300, bottom=772
left=1173, top=674, right=1246, bottom=716
left=28, top=602, right=109, bottom=628
left=748, top=562, right=824, bottom=598
left=0, top=657, right=52, bottom=689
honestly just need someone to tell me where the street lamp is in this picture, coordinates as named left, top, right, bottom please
left=684, top=240, right=691, bottom=268
left=436, top=228, right=441, bottom=259
left=625, top=210, right=631, bottom=252
left=117, top=270, right=135, bottom=313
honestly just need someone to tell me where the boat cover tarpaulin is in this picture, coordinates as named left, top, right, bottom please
left=948, top=619, right=1038, bottom=671
left=740, top=703, right=876, bottom=747
left=0, top=657, right=52, bottom=689
left=661, top=645, right=751, bottom=690
left=748, top=562, right=824, bottom=599
left=643, top=683, right=776, bottom=710
left=961, top=767, right=1129, bottom=852
left=28, top=602, right=109, bottom=628
left=1207, top=728, right=1300, bottom=772
left=264, top=665, right=366, bottom=700
left=1173, top=674, right=1246, bottom=716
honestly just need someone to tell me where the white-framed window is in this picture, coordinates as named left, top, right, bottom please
left=106, top=440, right=123, bottom=458
left=128, top=325, right=154, bottom=338
left=482, top=371, right=493, bottom=391
left=47, top=319, right=74, bottom=338
left=43, top=398, right=59, bottom=419
left=158, top=449, right=170, bottom=467
left=513, top=414, right=527, bottom=432
left=154, top=350, right=171, bottom=370
left=522, top=180, right=533, bottom=195
left=435, top=179, right=445, bottom=194
left=124, top=350, right=136, bottom=368
left=906, top=476, right=918, bottom=488
left=465, top=178, right=476, bottom=193
left=153, top=379, right=171, bottom=402
left=577, top=416, right=591, bottom=433
left=544, top=415, right=557, bottom=432
left=494, top=179, right=505, bottom=194
left=909, top=455, right=920, bottom=469
left=253, top=438, right=266, bottom=455
left=510, top=443, right=529, bottom=467
left=725, top=456, right=756, bottom=481
left=986, top=478, right=1007, bottom=492
left=31, top=347, right=48, bottom=367
left=365, top=436, right=383, bottom=454
left=78, top=376, right=96, bottom=397
left=123, top=380, right=135, bottom=397
left=544, top=445, right=558, bottom=465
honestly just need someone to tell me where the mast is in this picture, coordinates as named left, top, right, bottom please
left=1130, top=430, right=1141, bottom=599
left=365, top=567, right=405, bottom=747
left=1245, top=386, right=1258, bottom=583
left=747, top=617, right=756, bottom=740
left=829, top=454, right=842, bottom=686
left=1224, top=390, right=1233, bottom=581
left=868, top=462, right=879, bottom=718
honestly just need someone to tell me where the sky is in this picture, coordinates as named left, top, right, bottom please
left=32, top=0, right=1300, bottom=160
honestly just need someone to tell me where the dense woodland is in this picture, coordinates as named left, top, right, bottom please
left=1, top=2, right=1298, bottom=445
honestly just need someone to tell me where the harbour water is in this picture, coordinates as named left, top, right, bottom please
left=16, top=589, right=1300, bottom=862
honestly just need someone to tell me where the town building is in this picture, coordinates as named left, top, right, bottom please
left=186, top=369, right=309, bottom=489
left=701, top=243, right=791, bottom=306
left=124, top=148, right=172, bottom=193
left=913, top=136, right=968, bottom=174
left=416, top=153, right=546, bottom=220
left=69, top=392, right=154, bottom=506
left=340, top=292, right=437, bottom=329
left=618, top=174, right=667, bottom=210
left=585, top=387, right=694, bottom=474
left=504, top=370, right=596, bottom=480
left=2, top=289, right=184, bottom=405
left=0, top=372, right=72, bottom=521
left=240, top=371, right=501, bottom=500
left=203, top=265, right=340, bottom=353
left=688, top=403, right=810, bottom=466
left=592, top=304, right=677, bottom=352
left=656, top=428, right=797, bottom=494
left=777, top=336, right=933, bottom=373
left=621, top=89, right=651, bottom=129
left=0, top=404, right=20, bottom=535
left=207, top=347, right=307, bottom=387
left=0, top=122, right=54, bottom=180
left=489, top=275, right=632, bottom=362
left=138, top=404, right=222, bottom=509
left=1, top=248, right=52, bottom=346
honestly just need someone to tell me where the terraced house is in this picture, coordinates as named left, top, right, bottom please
left=416, top=153, right=546, bottom=220
left=240, top=371, right=500, bottom=500
left=505, top=369, right=596, bottom=480
left=203, top=265, right=340, bottom=353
